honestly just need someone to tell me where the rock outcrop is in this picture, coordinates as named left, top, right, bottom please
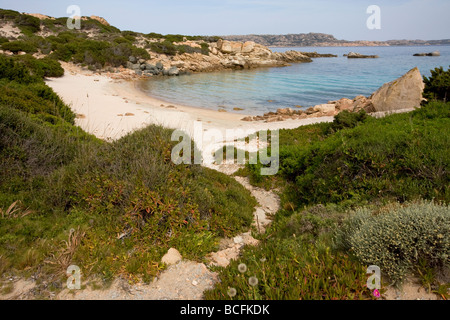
left=370, top=67, right=425, bottom=112
left=87, top=15, right=110, bottom=26
left=413, top=51, right=440, bottom=57
left=127, top=39, right=335, bottom=76
left=212, top=40, right=313, bottom=68
left=345, top=52, right=379, bottom=58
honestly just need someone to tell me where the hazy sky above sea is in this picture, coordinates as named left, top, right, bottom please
left=1, top=0, right=449, bottom=40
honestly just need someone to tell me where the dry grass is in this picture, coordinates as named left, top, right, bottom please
left=45, top=227, right=86, bottom=276
left=0, top=201, right=33, bottom=219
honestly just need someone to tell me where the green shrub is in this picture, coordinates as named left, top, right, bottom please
left=0, top=55, right=35, bottom=84
left=164, top=34, right=185, bottom=43
left=205, top=232, right=372, bottom=300
left=327, top=109, right=367, bottom=133
left=14, top=14, right=41, bottom=35
left=279, top=102, right=450, bottom=206
left=0, top=106, right=85, bottom=188
left=201, top=42, right=210, bottom=55
left=423, top=66, right=450, bottom=103
left=0, top=9, right=21, bottom=20
left=334, top=201, right=450, bottom=285
left=2, top=40, right=38, bottom=54
left=80, top=18, right=121, bottom=34
left=0, top=37, right=9, bottom=44
left=0, top=81, right=75, bottom=124
left=146, top=32, right=164, bottom=39
left=149, top=40, right=178, bottom=56
left=121, top=31, right=137, bottom=42
left=48, top=37, right=150, bottom=68
left=14, top=55, right=64, bottom=78
left=113, top=37, right=132, bottom=44
left=0, top=55, right=73, bottom=122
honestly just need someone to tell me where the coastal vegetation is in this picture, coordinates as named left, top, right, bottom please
left=0, top=8, right=448, bottom=300
left=0, top=54, right=256, bottom=294
left=0, top=9, right=216, bottom=71
left=205, top=68, right=450, bottom=300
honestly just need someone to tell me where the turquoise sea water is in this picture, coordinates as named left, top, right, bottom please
left=138, top=45, right=450, bottom=115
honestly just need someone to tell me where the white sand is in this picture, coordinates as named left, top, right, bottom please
left=46, top=66, right=333, bottom=138
left=45, top=65, right=334, bottom=164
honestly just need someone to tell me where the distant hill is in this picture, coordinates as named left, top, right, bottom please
left=222, top=33, right=450, bottom=47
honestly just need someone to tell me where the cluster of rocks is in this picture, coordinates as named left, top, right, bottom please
left=141, top=40, right=337, bottom=74
left=210, top=39, right=316, bottom=69
left=127, top=56, right=181, bottom=76
left=242, top=67, right=425, bottom=122
left=413, top=51, right=440, bottom=57
left=345, top=52, right=379, bottom=58
left=241, top=101, right=362, bottom=123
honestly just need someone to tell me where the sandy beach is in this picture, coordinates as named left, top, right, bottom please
left=46, top=64, right=334, bottom=142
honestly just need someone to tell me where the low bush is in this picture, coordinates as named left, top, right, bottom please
left=1, top=40, right=38, bottom=54
left=52, top=38, right=150, bottom=69
left=14, top=55, right=64, bottom=78
left=149, top=40, right=178, bottom=56
left=0, top=57, right=256, bottom=284
left=334, top=201, right=449, bottom=285
left=0, top=55, right=73, bottom=122
left=423, top=66, right=450, bottom=103
left=205, top=204, right=373, bottom=300
left=279, top=102, right=449, bottom=206
left=14, top=14, right=41, bottom=35
left=327, top=109, right=367, bottom=133
left=0, top=55, right=35, bottom=83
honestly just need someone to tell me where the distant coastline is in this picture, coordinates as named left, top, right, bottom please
left=222, top=33, right=450, bottom=48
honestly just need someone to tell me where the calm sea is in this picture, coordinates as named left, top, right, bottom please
left=138, top=45, right=450, bottom=115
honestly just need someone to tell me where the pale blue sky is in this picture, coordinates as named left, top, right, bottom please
left=0, top=0, right=449, bottom=40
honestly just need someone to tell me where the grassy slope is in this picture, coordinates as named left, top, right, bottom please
left=205, top=102, right=449, bottom=300
left=0, top=8, right=217, bottom=71
left=0, top=55, right=256, bottom=294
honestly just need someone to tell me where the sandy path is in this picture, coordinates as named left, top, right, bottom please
left=54, top=175, right=280, bottom=301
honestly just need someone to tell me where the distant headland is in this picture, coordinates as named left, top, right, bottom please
left=222, top=33, right=450, bottom=47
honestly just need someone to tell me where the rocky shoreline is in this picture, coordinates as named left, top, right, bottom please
left=125, top=39, right=337, bottom=77
left=241, top=67, right=425, bottom=122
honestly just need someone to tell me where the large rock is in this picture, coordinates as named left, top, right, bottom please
left=334, top=98, right=354, bottom=112
left=168, top=67, right=180, bottom=76
left=370, top=67, right=424, bottom=112
left=346, top=52, right=379, bottom=59
left=272, top=50, right=312, bottom=63
left=89, top=15, right=110, bottom=26
left=156, top=62, right=164, bottom=71
left=413, top=51, right=440, bottom=57
left=217, top=40, right=243, bottom=54
left=241, top=41, right=255, bottom=53
left=352, top=95, right=373, bottom=112
left=313, top=104, right=336, bottom=116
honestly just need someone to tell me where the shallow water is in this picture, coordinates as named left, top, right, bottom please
left=138, top=45, right=450, bottom=115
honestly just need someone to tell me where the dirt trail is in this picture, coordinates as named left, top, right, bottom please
left=52, top=172, right=280, bottom=300
left=51, top=170, right=280, bottom=300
